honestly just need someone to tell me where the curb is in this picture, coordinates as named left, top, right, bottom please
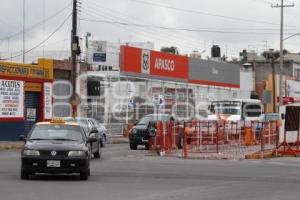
left=245, top=150, right=274, bottom=159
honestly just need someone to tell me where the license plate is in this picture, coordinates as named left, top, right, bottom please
left=47, top=160, right=60, bottom=168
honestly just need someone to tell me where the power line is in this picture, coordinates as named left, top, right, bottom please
left=82, top=1, right=204, bottom=49
left=0, top=13, right=72, bottom=61
left=81, top=10, right=202, bottom=50
left=81, top=6, right=200, bottom=50
left=0, top=2, right=72, bottom=41
left=130, top=0, right=297, bottom=27
left=251, top=0, right=274, bottom=5
left=86, top=0, right=300, bottom=32
left=271, top=0, right=295, bottom=106
left=80, top=18, right=300, bottom=35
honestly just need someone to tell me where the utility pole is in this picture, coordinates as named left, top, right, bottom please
left=271, top=0, right=294, bottom=106
left=71, top=0, right=78, bottom=116
left=22, top=0, right=25, bottom=63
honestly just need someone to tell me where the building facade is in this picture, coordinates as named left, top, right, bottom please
left=0, top=59, right=53, bottom=140
left=81, top=45, right=241, bottom=134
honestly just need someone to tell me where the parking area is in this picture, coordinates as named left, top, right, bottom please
left=1, top=143, right=300, bottom=200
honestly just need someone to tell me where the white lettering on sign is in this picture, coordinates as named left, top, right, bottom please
left=44, top=82, right=52, bottom=119
left=0, top=79, right=24, bottom=118
left=154, top=58, right=175, bottom=71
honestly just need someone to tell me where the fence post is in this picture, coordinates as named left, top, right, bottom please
left=261, top=122, right=265, bottom=159
left=216, top=121, right=219, bottom=153
left=183, top=121, right=188, bottom=159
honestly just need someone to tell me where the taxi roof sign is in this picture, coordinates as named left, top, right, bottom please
left=50, top=118, right=65, bottom=124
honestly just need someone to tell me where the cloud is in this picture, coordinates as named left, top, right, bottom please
left=1, top=0, right=300, bottom=61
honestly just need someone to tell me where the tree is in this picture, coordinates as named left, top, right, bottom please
left=160, top=46, right=179, bottom=55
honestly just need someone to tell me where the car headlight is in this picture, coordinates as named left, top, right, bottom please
left=23, top=149, right=40, bottom=156
left=68, top=150, right=85, bottom=157
left=131, top=128, right=137, bottom=134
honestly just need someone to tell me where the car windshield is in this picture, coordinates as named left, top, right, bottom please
left=211, top=102, right=241, bottom=115
left=138, top=115, right=170, bottom=125
left=28, top=125, right=84, bottom=142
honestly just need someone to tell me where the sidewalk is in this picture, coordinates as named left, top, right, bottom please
left=0, top=141, right=23, bottom=151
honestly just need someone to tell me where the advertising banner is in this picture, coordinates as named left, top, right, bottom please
left=0, top=79, right=24, bottom=118
left=26, top=108, right=36, bottom=121
left=120, top=46, right=189, bottom=80
left=44, top=82, right=52, bottom=119
left=120, top=45, right=240, bottom=88
left=0, top=58, right=53, bottom=80
left=150, top=50, right=189, bottom=79
left=92, top=41, right=107, bottom=63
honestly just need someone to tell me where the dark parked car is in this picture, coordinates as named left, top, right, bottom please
left=128, top=114, right=172, bottom=150
left=64, top=117, right=102, bottom=158
left=19, top=119, right=97, bottom=180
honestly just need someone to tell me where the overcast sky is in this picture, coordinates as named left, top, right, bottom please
left=1, top=0, right=300, bottom=62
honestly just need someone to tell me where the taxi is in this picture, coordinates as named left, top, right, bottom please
left=19, top=118, right=97, bottom=180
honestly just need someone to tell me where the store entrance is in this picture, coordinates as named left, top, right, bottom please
left=24, top=92, right=40, bottom=136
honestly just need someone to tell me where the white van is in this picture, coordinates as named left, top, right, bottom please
left=207, top=99, right=263, bottom=121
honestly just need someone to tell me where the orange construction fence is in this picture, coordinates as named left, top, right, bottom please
left=147, top=120, right=280, bottom=158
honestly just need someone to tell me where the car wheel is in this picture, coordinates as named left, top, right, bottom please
left=80, top=171, right=89, bottom=180
left=94, top=143, right=101, bottom=158
left=145, top=143, right=149, bottom=150
left=130, top=142, right=138, bottom=150
left=100, top=136, right=105, bottom=147
left=21, top=170, right=29, bottom=180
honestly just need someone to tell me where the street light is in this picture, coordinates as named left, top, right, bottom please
left=284, top=33, right=300, bottom=41
left=263, top=49, right=280, bottom=112
left=85, top=32, right=91, bottom=62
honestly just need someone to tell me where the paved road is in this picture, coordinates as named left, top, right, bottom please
left=1, top=144, right=300, bottom=200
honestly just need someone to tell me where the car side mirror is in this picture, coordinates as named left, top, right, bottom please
left=19, top=135, right=26, bottom=141
left=134, top=121, right=138, bottom=126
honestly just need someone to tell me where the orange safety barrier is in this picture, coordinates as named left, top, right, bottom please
left=122, top=123, right=134, bottom=137
left=149, top=121, right=183, bottom=155
left=276, top=124, right=300, bottom=156
left=149, top=119, right=280, bottom=159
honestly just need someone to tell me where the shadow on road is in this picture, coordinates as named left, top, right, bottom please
left=28, top=174, right=82, bottom=181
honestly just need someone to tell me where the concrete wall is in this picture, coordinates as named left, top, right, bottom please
left=189, top=58, right=240, bottom=86
left=254, top=61, right=293, bottom=84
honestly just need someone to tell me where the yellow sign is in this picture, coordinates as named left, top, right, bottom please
left=0, top=58, right=53, bottom=80
left=25, top=82, right=42, bottom=92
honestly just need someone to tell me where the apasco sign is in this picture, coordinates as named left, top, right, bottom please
left=121, top=46, right=189, bottom=80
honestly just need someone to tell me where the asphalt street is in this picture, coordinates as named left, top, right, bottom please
left=1, top=144, right=300, bottom=200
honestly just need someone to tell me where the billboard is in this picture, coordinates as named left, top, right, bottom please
left=120, top=45, right=189, bottom=81
left=120, top=45, right=240, bottom=88
left=90, top=41, right=107, bottom=63
left=0, top=79, right=24, bottom=119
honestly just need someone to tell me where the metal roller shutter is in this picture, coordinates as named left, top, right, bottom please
left=24, top=92, right=39, bottom=136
